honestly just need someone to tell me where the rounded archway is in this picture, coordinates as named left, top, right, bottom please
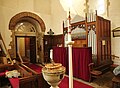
left=9, top=12, right=46, bottom=64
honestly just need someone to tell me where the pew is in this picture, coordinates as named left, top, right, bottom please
left=0, top=33, right=49, bottom=88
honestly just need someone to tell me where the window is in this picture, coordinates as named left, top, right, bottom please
left=15, top=22, right=36, bottom=33
left=97, top=0, right=106, bottom=15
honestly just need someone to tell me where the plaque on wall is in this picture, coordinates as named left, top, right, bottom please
left=112, top=27, right=120, bottom=37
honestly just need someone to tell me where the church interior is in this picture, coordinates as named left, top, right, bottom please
left=0, top=0, right=120, bottom=88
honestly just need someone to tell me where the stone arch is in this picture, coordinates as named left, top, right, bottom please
left=8, top=12, right=45, bottom=63
left=9, top=12, right=46, bottom=32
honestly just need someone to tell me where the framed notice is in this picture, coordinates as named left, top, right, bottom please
left=112, top=27, right=120, bottom=37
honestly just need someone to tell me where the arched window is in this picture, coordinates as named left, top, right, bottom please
left=97, top=0, right=106, bottom=15
left=15, top=22, right=36, bottom=33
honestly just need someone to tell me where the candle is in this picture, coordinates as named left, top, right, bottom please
left=50, top=49, right=53, bottom=59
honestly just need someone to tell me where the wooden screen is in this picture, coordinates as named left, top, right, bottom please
left=63, top=11, right=112, bottom=66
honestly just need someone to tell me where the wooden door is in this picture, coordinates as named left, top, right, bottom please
left=15, top=36, right=36, bottom=63
left=30, top=36, right=36, bottom=63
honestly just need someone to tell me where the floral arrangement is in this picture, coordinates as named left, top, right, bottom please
left=5, top=70, right=20, bottom=78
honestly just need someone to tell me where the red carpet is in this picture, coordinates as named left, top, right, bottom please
left=25, top=63, right=42, bottom=73
left=59, top=76, right=93, bottom=88
left=9, top=78, right=19, bottom=88
left=28, top=64, right=93, bottom=88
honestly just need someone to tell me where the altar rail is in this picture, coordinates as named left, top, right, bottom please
left=53, top=47, right=92, bottom=81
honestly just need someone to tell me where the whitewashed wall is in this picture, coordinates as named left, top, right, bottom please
left=51, top=0, right=86, bottom=35
left=109, top=0, right=120, bottom=65
left=0, top=0, right=52, bottom=48
left=51, top=0, right=66, bottom=35
left=0, top=0, right=120, bottom=64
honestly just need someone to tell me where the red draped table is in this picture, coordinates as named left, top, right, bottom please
left=53, top=47, right=92, bottom=81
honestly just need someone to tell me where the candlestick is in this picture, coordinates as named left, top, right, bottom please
left=50, top=49, right=53, bottom=60
left=66, top=10, right=74, bottom=88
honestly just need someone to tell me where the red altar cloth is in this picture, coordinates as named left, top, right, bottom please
left=53, top=47, right=92, bottom=81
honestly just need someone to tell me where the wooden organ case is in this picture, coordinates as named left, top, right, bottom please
left=63, top=11, right=112, bottom=66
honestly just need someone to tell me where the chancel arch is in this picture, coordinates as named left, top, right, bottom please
left=9, top=12, right=46, bottom=64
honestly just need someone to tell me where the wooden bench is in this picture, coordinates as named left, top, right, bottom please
left=0, top=64, right=15, bottom=87
left=88, top=63, right=102, bottom=82
left=94, top=62, right=112, bottom=74
left=88, top=62, right=112, bottom=85
left=112, top=76, right=120, bottom=88
left=110, top=55, right=120, bottom=71
left=93, top=55, right=119, bottom=73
